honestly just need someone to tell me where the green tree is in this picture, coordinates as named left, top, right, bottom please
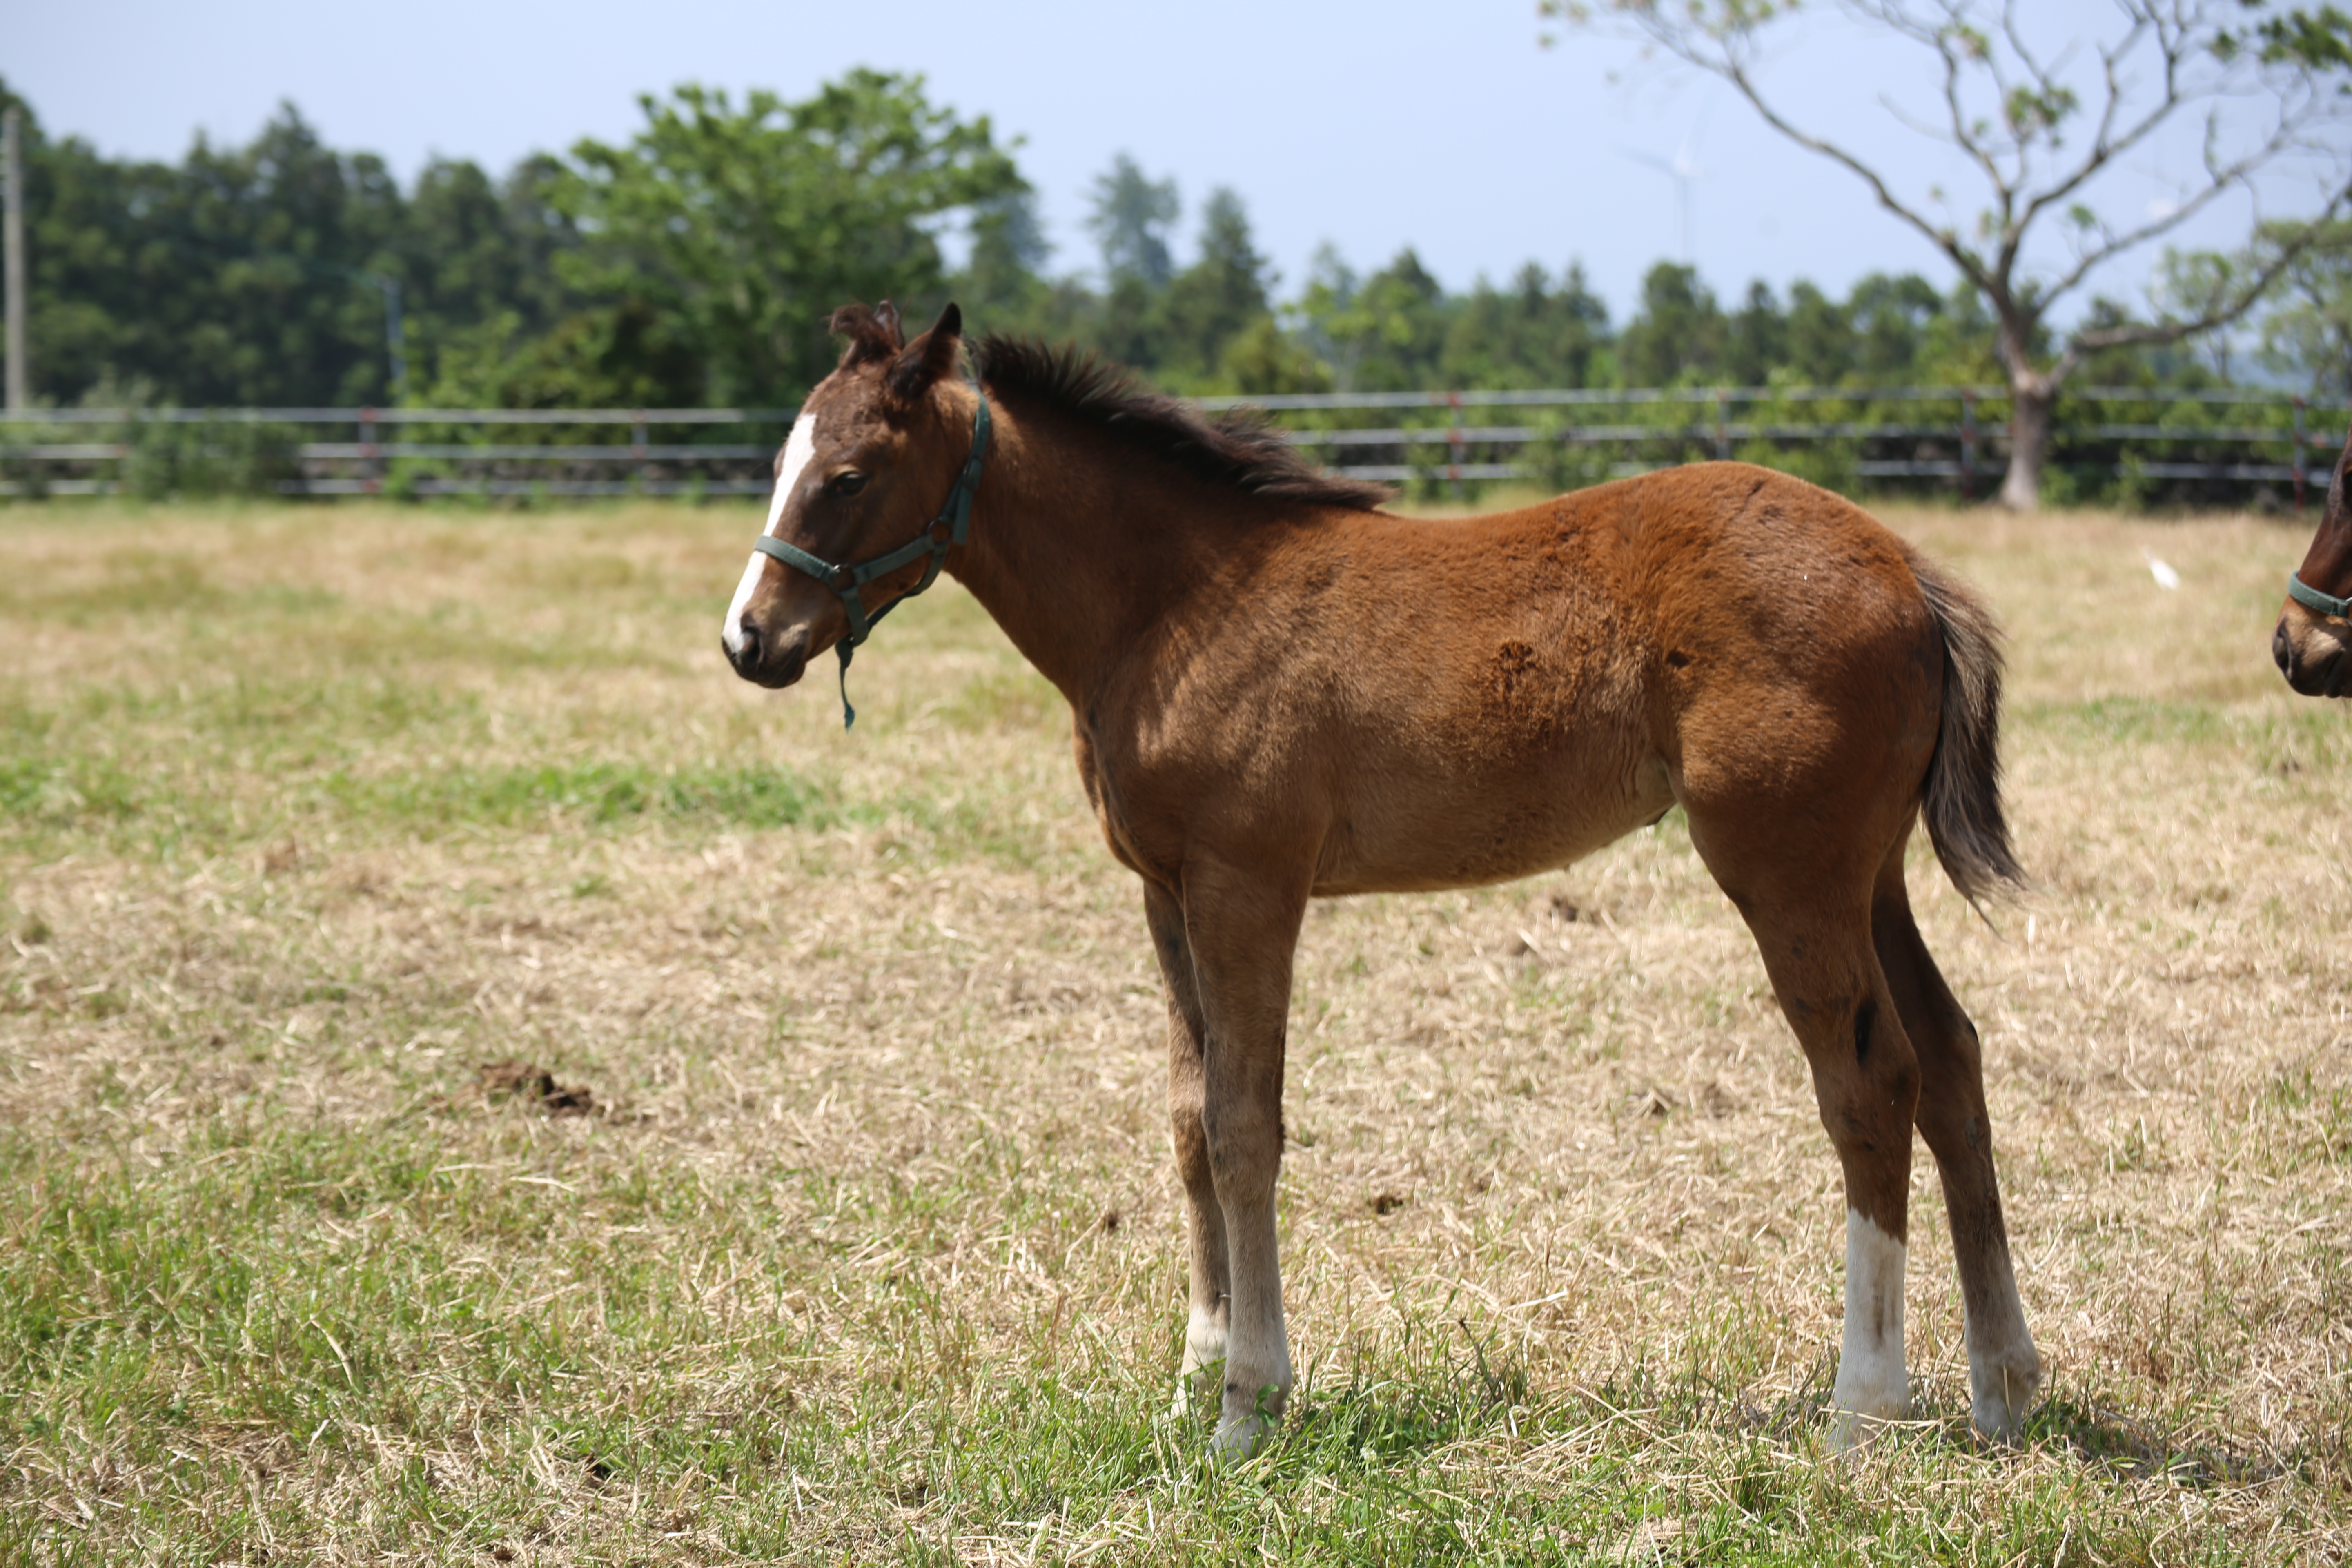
left=403, top=156, right=579, bottom=344
left=1087, top=153, right=1179, bottom=287
left=1784, top=281, right=1853, bottom=385
left=1726, top=281, right=1788, bottom=386
left=11, top=95, right=412, bottom=406
left=1296, top=247, right=1451, bottom=391
left=1076, top=155, right=1183, bottom=372
left=1617, top=263, right=1726, bottom=386
left=1913, top=280, right=2004, bottom=385
left=2242, top=221, right=2352, bottom=396
left=1218, top=316, right=1333, bottom=394
left=1160, top=188, right=1275, bottom=382
left=3, top=82, right=577, bottom=409
left=1849, top=273, right=1945, bottom=383
left=419, top=298, right=702, bottom=412
left=552, top=72, right=1023, bottom=405
left=167, top=105, right=410, bottom=405
left=1441, top=262, right=1611, bottom=388
left=955, top=188, right=1053, bottom=324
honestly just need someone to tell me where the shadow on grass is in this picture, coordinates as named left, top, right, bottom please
left=1270, top=1339, right=2300, bottom=1501
left=2028, top=1395, right=2291, bottom=1488
left=1267, top=1318, right=1533, bottom=1470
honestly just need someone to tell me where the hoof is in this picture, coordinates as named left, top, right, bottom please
left=1209, top=1412, right=1274, bottom=1463
left=1205, top=1374, right=1288, bottom=1463
left=1827, top=1406, right=1905, bottom=1453
left=1968, top=1357, right=2041, bottom=1446
left=1826, top=1380, right=1909, bottom=1454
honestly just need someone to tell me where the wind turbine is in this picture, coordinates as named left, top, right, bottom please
left=1619, top=118, right=1708, bottom=266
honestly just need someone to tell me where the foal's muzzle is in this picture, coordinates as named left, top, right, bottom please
left=2276, top=616, right=2349, bottom=698
left=726, top=618, right=810, bottom=690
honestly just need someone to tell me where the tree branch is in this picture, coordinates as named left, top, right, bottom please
left=2037, top=107, right=2331, bottom=304
left=1618, top=13, right=2006, bottom=303
left=2070, top=194, right=2352, bottom=357
left=1933, top=11, right=2014, bottom=203
left=2013, top=12, right=2181, bottom=241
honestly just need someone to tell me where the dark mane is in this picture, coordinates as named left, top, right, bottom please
left=971, top=336, right=1394, bottom=512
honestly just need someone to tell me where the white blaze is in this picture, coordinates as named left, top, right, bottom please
left=722, top=414, right=821, bottom=655
left=1831, top=1208, right=1909, bottom=1436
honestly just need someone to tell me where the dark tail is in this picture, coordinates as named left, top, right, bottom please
left=1909, top=552, right=2027, bottom=906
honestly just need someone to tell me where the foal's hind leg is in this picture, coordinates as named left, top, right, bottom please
left=1870, top=835, right=2040, bottom=1441
left=1691, top=814, right=1922, bottom=1445
left=1746, top=902, right=1920, bottom=1444
left=1145, top=882, right=1231, bottom=1410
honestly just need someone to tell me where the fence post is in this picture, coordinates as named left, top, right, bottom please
left=633, top=409, right=650, bottom=492
left=1715, top=389, right=1730, bottom=461
left=1445, top=391, right=1466, bottom=500
left=359, top=406, right=380, bottom=496
left=1960, top=390, right=1977, bottom=501
left=2294, top=396, right=2307, bottom=511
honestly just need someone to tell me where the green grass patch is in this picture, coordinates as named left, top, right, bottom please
left=0, top=1115, right=2276, bottom=1565
left=319, top=761, right=845, bottom=833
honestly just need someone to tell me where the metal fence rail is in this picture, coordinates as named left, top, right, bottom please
left=2, top=385, right=2344, bottom=502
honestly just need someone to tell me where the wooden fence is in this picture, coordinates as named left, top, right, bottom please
left=2, top=384, right=2343, bottom=504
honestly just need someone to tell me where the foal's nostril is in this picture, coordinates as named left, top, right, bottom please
left=735, top=619, right=763, bottom=670
left=2274, top=623, right=2294, bottom=676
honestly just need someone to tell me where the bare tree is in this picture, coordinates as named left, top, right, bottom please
left=1553, top=2, right=2352, bottom=508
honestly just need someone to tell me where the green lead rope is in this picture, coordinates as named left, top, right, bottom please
left=833, top=641, right=859, bottom=730
left=753, top=394, right=992, bottom=728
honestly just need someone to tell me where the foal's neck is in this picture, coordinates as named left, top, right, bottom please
left=945, top=388, right=1258, bottom=704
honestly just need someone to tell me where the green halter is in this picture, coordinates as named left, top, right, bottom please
left=754, top=394, right=991, bottom=728
left=2288, top=571, right=2352, bottom=621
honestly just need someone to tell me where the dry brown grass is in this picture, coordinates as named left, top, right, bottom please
left=1, top=494, right=2348, bottom=1564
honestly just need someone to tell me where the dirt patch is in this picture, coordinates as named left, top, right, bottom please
left=471, top=1057, right=596, bottom=1116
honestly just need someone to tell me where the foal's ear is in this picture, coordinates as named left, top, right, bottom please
left=886, top=302, right=964, bottom=409
left=830, top=301, right=904, bottom=370
left=2331, top=405, right=2352, bottom=524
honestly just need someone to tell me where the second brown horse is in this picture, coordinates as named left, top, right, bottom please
left=723, top=303, right=2042, bottom=1458
left=2275, top=412, right=2352, bottom=697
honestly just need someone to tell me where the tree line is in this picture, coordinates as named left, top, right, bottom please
left=11, top=71, right=2321, bottom=414
left=3, top=58, right=2349, bottom=508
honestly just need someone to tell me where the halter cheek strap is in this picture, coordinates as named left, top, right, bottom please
left=2288, top=572, right=2352, bottom=621
left=753, top=394, right=991, bottom=728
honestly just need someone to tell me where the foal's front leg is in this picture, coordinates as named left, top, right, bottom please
left=1169, top=857, right=1307, bottom=1459
left=1144, top=882, right=1229, bottom=1409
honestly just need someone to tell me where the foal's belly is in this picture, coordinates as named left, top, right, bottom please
left=1308, top=742, right=1675, bottom=897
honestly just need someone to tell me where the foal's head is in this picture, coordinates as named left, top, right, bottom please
left=722, top=301, right=971, bottom=690
left=2276, top=412, right=2352, bottom=698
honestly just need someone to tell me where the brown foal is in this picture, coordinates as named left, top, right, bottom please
left=2275, top=413, right=2352, bottom=698
left=723, top=303, right=2042, bottom=1458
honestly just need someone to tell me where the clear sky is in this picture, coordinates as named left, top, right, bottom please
left=13, top=0, right=2346, bottom=325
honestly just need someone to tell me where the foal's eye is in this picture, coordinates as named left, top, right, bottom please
left=827, top=472, right=868, bottom=498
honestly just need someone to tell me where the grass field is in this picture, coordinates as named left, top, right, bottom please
left=2, top=491, right=2349, bottom=1566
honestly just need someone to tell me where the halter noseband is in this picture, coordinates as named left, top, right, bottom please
left=753, top=393, right=991, bottom=728
left=2288, top=571, right=2352, bottom=621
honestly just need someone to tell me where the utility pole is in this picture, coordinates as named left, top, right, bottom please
left=357, top=270, right=405, bottom=401
left=381, top=275, right=405, bottom=402
left=4, top=105, right=27, bottom=411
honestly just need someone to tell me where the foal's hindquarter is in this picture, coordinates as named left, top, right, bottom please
left=1051, top=463, right=2038, bottom=1455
